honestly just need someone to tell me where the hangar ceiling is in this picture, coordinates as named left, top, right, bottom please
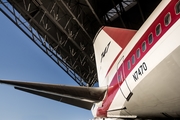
left=0, top=0, right=161, bottom=86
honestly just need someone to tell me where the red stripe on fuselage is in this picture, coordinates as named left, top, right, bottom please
left=97, top=0, right=179, bottom=117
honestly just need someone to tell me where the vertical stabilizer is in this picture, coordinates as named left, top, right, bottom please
left=93, top=26, right=136, bottom=87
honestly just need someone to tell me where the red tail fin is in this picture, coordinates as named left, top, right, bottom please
left=93, top=26, right=136, bottom=86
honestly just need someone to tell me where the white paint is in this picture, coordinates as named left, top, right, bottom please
left=94, top=30, right=122, bottom=87
left=92, top=0, right=180, bottom=118
left=108, top=2, right=180, bottom=118
left=105, top=1, right=171, bottom=116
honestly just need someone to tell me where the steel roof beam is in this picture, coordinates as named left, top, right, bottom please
left=0, top=0, right=88, bottom=86
left=58, top=0, right=93, bottom=41
left=11, top=0, right=78, bottom=68
left=34, top=2, right=95, bottom=67
left=85, top=0, right=103, bottom=26
left=137, top=0, right=145, bottom=22
left=111, top=0, right=126, bottom=28
left=32, top=0, right=95, bottom=86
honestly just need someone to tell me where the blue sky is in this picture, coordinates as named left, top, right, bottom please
left=0, top=11, right=93, bottom=120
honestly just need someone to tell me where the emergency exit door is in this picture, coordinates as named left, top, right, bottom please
left=117, top=56, right=133, bottom=101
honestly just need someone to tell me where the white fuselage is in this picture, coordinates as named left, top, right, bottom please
left=92, top=0, right=180, bottom=118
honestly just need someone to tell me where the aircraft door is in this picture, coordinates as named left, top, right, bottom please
left=117, top=56, right=133, bottom=101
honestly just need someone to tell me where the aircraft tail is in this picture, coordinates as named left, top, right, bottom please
left=0, top=26, right=136, bottom=110
left=93, top=26, right=136, bottom=87
left=0, top=79, right=106, bottom=109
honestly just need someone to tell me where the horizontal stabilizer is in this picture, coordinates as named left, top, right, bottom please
left=0, top=79, right=107, bottom=110
left=109, top=115, right=137, bottom=119
left=15, top=87, right=93, bottom=109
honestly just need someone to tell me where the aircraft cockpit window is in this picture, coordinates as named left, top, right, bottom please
left=132, top=55, right=135, bottom=65
left=136, top=48, right=140, bottom=59
left=175, top=1, right=180, bottom=14
left=142, top=41, right=146, bottom=52
left=164, top=12, right=171, bottom=26
left=156, top=24, right=161, bottom=36
left=127, top=60, right=131, bottom=70
left=148, top=33, right=153, bottom=45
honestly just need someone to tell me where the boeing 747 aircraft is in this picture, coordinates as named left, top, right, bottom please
left=1, top=0, right=180, bottom=119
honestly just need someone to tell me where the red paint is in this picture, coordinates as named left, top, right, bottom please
left=96, top=79, right=119, bottom=117
left=103, top=27, right=137, bottom=77
left=97, top=0, right=180, bottom=117
left=103, top=27, right=137, bottom=50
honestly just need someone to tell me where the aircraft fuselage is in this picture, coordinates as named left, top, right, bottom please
left=92, top=0, right=180, bottom=118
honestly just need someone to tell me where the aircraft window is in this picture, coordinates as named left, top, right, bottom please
left=156, top=24, right=161, bottom=36
left=164, top=13, right=171, bottom=26
left=148, top=33, right=153, bottom=45
left=118, top=74, right=121, bottom=82
left=142, top=41, right=146, bottom=52
left=132, top=55, right=135, bottom=65
left=128, top=60, right=131, bottom=70
left=175, top=1, right=180, bottom=14
left=136, top=48, right=140, bottom=59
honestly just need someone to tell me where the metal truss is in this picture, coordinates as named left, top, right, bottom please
left=0, top=0, right=161, bottom=87
left=104, top=0, right=137, bottom=26
left=0, top=0, right=98, bottom=86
